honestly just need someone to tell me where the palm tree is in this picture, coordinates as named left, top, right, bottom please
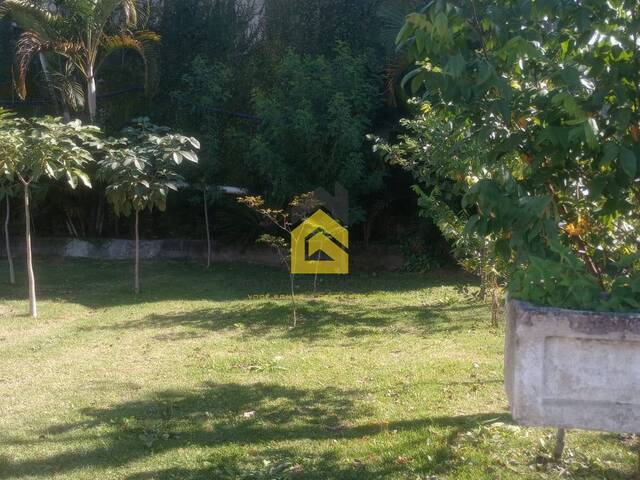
left=0, top=0, right=159, bottom=122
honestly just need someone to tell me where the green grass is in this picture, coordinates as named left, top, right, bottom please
left=0, top=259, right=637, bottom=479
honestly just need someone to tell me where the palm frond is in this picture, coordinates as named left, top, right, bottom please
left=99, top=30, right=160, bottom=94
left=0, top=0, right=67, bottom=40
left=121, top=0, right=137, bottom=27
left=13, top=31, right=83, bottom=99
left=13, top=30, right=46, bottom=99
left=377, top=0, right=422, bottom=107
left=49, top=62, right=85, bottom=112
left=93, top=0, right=138, bottom=31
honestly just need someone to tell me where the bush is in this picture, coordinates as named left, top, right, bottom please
left=250, top=44, right=385, bottom=222
left=398, top=0, right=640, bottom=311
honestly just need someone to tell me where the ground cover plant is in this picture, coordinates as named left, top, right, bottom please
left=0, top=259, right=638, bottom=480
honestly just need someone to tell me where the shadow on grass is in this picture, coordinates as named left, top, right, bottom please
left=0, top=381, right=511, bottom=480
left=0, top=258, right=478, bottom=310
left=78, top=299, right=484, bottom=341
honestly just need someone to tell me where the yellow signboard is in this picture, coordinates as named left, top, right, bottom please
left=291, top=209, right=348, bottom=275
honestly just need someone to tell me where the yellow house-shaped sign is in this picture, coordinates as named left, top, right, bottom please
left=291, top=209, right=349, bottom=275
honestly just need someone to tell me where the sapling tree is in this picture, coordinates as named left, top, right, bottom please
left=192, top=183, right=222, bottom=269
left=0, top=115, right=99, bottom=317
left=99, top=118, right=199, bottom=293
left=238, top=193, right=319, bottom=327
left=0, top=182, right=18, bottom=285
left=0, top=109, right=16, bottom=285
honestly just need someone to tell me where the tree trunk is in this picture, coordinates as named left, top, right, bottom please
left=553, top=428, right=566, bottom=461
left=289, top=273, right=297, bottom=327
left=5, top=196, right=15, bottom=285
left=23, top=184, right=37, bottom=317
left=203, top=189, right=212, bottom=269
left=134, top=209, right=140, bottom=294
left=87, top=66, right=97, bottom=123
left=38, top=53, right=70, bottom=122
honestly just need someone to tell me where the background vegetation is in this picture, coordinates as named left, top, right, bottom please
left=0, top=0, right=446, bottom=259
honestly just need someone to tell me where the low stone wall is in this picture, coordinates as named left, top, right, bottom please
left=0, top=237, right=404, bottom=271
left=505, top=299, right=640, bottom=433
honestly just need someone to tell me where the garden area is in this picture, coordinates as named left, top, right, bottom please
left=0, top=260, right=637, bottom=479
left=1, top=0, right=640, bottom=478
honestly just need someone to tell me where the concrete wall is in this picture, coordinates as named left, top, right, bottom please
left=0, top=237, right=405, bottom=272
left=505, top=299, right=640, bottom=434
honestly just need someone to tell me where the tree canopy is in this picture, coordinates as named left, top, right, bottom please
left=397, top=0, right=640, bottom=310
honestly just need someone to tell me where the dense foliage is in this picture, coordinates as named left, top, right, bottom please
left=398, top=0, right=640, bottom=311
left=0, top=0, right=159, bottom=122
left=374, top=104, right=505, bottom=303
left=250, top=45, right=384, bottom=221
left=99, top=118, right=200, bottom=216
left=0, top=0, right=637, bottom=315
left=0, top=0, right=424, bottom=246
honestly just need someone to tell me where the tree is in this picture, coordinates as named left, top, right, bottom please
left=250, top=44, right=384, bottom=222
left=0, top=0, right=159, bottom=122
left=0, top=182, right=17, bottom=285
left=191, top=183, right=222, bottom=269
left=373, top=104, right=507, bottom=324
left=99, top=118, right=199, bottom=293
left=0, top=108, right=16, bottom=285
left=0, top=114, right=99, bottom=317
left=238, top=193, right=319, bottom=327
left=398, top=0, right=640, bottom=311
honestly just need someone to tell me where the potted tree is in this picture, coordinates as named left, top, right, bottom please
left=397, top=0, right=640, bottom=436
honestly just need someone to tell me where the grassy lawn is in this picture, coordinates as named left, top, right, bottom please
left=0, top=259, right=637, bottom=480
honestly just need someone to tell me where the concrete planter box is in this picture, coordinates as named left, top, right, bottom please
left=505, top=299, right=640, bottom=433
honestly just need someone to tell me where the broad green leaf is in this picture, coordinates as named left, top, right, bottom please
left=601, top=144, right=619, bottom=166
left=432, top=12, right=448, bottom=40
left=444, top=53, right=465, bottom=79
left=76, top=170, right=91, bottom=188
left=584, top=119, right=599, bottom=149
left=181, top=151, right=198, bottom=163
left=620, top=148, right=637, bottom=178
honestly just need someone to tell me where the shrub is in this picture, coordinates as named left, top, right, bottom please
left=398, top=0, right=640, bottom=311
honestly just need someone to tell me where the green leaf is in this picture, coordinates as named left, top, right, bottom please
left=432, top=12, right=448, bottom=41
left=620, top=147, right=637, bottom=178
left=584, top=119, right=599, bottom=149
left=444, top=53, right=465, bottom=79
left=181, top=151, right=198, bottom=163
left=601, top=144, right=619, bottom=166
left=495, top=239, right=511, bottom=260
left=76, top=170, right=91, bottom=188
left=45, top=163, right=55, bottom=178
left=476, top=61, right=493, bottom=86
left=67, top=172, right=78, bottom=189
left=188, top=137, right=201, bottom=149
left=395, top=22, right=411, bottom=46
left=463, top=215, right=480, bottom=235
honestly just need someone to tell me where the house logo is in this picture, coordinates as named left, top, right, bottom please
left=291, top=208, right=349, bottom=275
